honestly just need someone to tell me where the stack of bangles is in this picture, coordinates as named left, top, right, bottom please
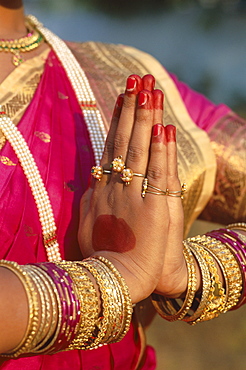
left=152, top=223, right=246, bottom=325
left=0, top=257, right=132, bottom=358
left=1, top=224, right=245, bottom=357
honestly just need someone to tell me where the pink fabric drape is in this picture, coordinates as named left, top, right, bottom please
left=0, top=50, right=93, bottom=264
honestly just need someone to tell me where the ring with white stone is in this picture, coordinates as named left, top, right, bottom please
left=111, top=156, right=125, bottom=173
left=91, top=166, right=112, bottom=181
left=121, top=168, right=145, bottom=186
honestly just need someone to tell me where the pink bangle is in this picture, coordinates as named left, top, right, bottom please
left=35, top=263, right=80, bottom=353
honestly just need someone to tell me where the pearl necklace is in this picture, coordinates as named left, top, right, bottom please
left=27, top=15, right=106, bottom=167
left=0, top=111, right=61, bottom=261
left=0, top=16, right=107, bottom=261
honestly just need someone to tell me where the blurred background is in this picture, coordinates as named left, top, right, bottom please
left=25, top=0, right=246, bottom=368
left=25, top=0, right=246, bottom=116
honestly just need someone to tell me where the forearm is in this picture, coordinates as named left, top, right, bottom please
left=0, top=267, right=29, bottom=354
left=0, top=257, right=133, bottom=358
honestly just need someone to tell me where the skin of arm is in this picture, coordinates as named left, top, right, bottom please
left=0, top=267, right=28, bottom=354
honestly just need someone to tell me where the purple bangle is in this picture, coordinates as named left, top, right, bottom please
left=52, top=264, right=80, bottom=346
left=47, top=263, right=80, bottom=352
left=207, top=229, right=246, bottom=271
left=35, top=263, right=80, bottom=353
left=36, top=263, right=70, bottom=352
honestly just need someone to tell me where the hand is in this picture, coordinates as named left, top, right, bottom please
left=78, top=74, right=185, bottom=303
left=141, top=75, right=187, bottom=298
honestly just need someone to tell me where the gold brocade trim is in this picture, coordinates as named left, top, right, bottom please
left=68, top=41, right=216, bottom=235
left=0, top=48, right=50, bottom=150
left=200, top=113, right=246, bottom=224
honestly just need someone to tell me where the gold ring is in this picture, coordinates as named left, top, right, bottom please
left=121, top=168, right=145, bottom=186
left=141, top=178, right=148, bottom=198
left=166, top=183, right=187, bottom=200
left=142, top=179, right=187, bottom=199
left=142, top=178, right=166, bottom=198
left=111, top=156, right=125, bottom=173
left=91, top=166, right=112, bottom=181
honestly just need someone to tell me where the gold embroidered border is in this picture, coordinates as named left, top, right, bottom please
left=0, top=48, right=50, bottom=150
left=200, top=113, right=246, bottom=224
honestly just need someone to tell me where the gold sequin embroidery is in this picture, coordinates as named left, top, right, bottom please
left=0, top=155, right=17, bottom=166
left=34, top=131, right=51, bottom=143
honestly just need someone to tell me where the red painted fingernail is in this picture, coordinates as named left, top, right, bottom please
left=165, top=125, right=176, bottom=142
left=126, top=76, right=136, bottom=92
left=116, top=94, right=124, bottom=108
left=142, top=74, right=155, bottom=91
left=138, top=91, right=148, bottom=106
left=152, top=124, right=165, bottom=143
left=153, top=90, right=164, bottom=110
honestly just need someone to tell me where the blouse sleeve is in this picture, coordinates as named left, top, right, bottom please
left=169, top=72, right=246, bottom=225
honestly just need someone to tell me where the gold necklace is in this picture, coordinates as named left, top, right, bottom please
left=0, top=22, right=44, bottom=67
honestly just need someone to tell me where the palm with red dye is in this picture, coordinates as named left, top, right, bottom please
left=92, top=215, right=136, bottom=253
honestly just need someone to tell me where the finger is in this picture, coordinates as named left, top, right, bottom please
left=153, top=90, right=164, bottom=126
left=110, top=75, right=143, bottom=183
left=144, top=124, right=168, bottom=205
left=122, top=90, right=154, bottom=190
left=142, top=74, right=155, bottom=91
left=166, top=125, right=181, bottom=191
left=165, top=125, right=184, bottom=268
left=111, top=75, right=143, bottom=160
left=98, top=75, right=142, bottom=186
left=101, top=94, right=124, bottom=167
left=165, top=125, right=183, bottom=225
left=93, top=94, right=124, bottom=187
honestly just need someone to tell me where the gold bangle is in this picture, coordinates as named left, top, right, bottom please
left=87, top=259, right=124, bottom=343
left=227, top=223, right=246, bottom=233
left=187, top=238, right=226, bottom=324
left=35, top=264, right=63, bottom=354
left=0, top=260, right=39, bottom=358
left=201, top=235, right=243, bottom=311
left=27, top=265, right=58, bottom=353
left=80, top=257, right=133, bottom=347
left=23, top=266, right=48, bottom=349
left=55, top=261, right=99, bottom=351
left=152, top=244, right=197, bottom=321
left=28, top=265, right=57, bottom=353
left=183, top=244, right=211, bottom=324
left=79, top=260, right=113, bottom=349
left=96, top=256, right=133, bottom=342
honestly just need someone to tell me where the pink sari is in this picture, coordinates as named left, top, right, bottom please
left=0, top=50, right=156, bottom=370
left=0, top=41, right=244, bottom=369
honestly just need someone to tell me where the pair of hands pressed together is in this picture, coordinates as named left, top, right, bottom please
left=0, top=74, right=187, bottom=363
left=79, top=74, right=187, bottom=304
